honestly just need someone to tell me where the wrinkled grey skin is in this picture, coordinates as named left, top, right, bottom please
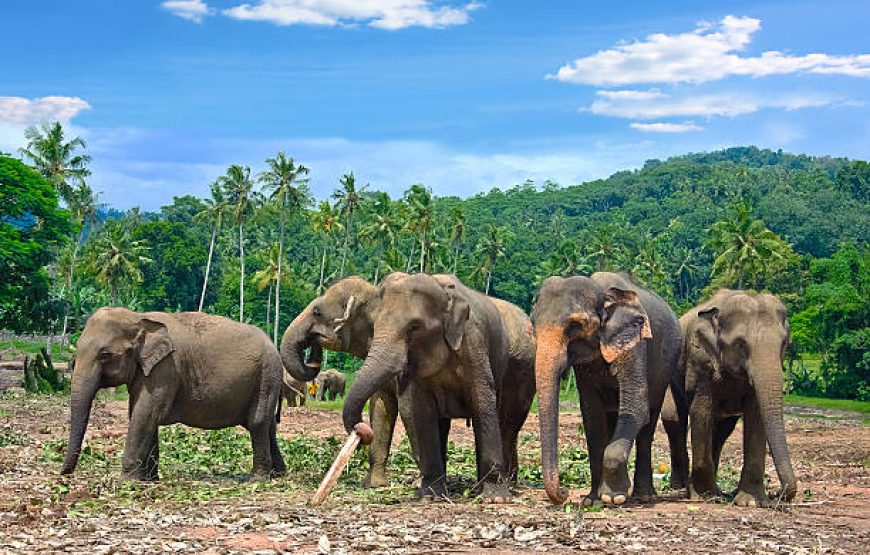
left=283, top=375, right=307, bottom=407
left=315, top=368, right=346, bottom=401
left=678, top=289, right=797, bottom=507
left=62, top=307, right=285, bottom=480
left=659, top=384, right=690, bottom=490
left=279, top=277, right=398, bottom=487
left=342, top=272, right=535, bottom=502
left=532, top=272, right=680, bottom=506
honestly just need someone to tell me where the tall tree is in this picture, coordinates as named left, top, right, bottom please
left=19, top=122, right=91, bottom=205
left=404, top=184, right=434, bottom=272
left=194, top=182, right=227, bottom=312
left=474, top=224, right=511, bottom=295
left=359, top=192, right=400, bottom=284
left=62, top=183, right=101, bottom=336
left=311, top=200, right=343, bottom=293
left=259, top=152, right=309, bottom=343
left=332, top=172, right=366, bottom=278
left=706, top=201, right=792, bottom=289
left=449, top=204, right=466, bottom=275
left=220, top=165, right=256, bottom=322
left=88, top=222, right=151, bottom=306
left=252, top=243, right=283, bottom=331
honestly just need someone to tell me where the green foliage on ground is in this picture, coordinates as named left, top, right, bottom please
left=785, top=394, right=870, bottom=415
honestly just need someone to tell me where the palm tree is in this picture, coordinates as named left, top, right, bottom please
left=706, top=201, right=791, bottom=289
left=219, top=165, right=256, bottom=322
left=252, top=243, right=284, bottom=331
left=259, top=152, right=310, bottom=343
left=88, top=222, right=151, bottom=305
left=19, top=122, right=91, bottom=204
left=359, top=192, right=400, bottom=284
left=332, top=173, right=366, bottom=278
left=449, top=205, right=466, bottom=275
left=536, top=238, right=591, bottom=283
left=194, top=182, right=227, bottom=312
left=404, top=184, right=434, bottom=272
left=62, top=183, right=101, bottom=336
left=311, top=200, right=343, bottom=293
left=474, top=224, right=511, bottom=295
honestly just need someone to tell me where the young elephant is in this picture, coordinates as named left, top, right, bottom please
left=62, top=308, right=286, bottom=480
left=532, top=272, right=680, bottom=505
left=315, top=368, right=346, bottom=401
left=681, top=290, right=797, bottom=507
left=342, top=273, right=536, bottom=501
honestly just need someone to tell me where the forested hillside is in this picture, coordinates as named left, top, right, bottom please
left=2, top=126, right=868, bottom=398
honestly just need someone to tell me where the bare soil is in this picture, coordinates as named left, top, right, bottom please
left=1, top=389, right=868, bottom=554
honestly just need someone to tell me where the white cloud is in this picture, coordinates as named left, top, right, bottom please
left=589, top=89, right=836, bottom=119
left=629, top=122, right=703, bottom=133
left=222, top=0, right=481, bottom=30
left=0, top=96, right=91, bottom=126
left=552, top=15, right=870, bottom=86
left=161, top=0, right=212, bottom=23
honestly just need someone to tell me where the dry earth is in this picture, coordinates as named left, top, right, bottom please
left=0, top=381, right=868, bottom=554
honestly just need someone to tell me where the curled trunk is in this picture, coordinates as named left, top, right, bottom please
left=342, top=341, right=405, bottom=433
left=279, top=317, right=323, bottom=382
left=751, top=362, right=797, bottom=500
left=61, top=370, right=101, bottom=474
left=535, top=327, right=569, bottom=504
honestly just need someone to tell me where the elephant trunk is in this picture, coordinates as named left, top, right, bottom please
left=280, top=312, right=323, bottom=382
left=750, top=355, right=797, bottom=501
left=61, top=367, right=101, bottom=474
left=342, top=338, right=405, bottom=433
left=535, top=326, right=569, bottom=505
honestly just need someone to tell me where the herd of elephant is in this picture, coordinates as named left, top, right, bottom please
left=60, top=271, right=797, bottom=509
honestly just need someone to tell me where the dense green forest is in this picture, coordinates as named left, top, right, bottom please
left=2, top=123, right=867, bottom=399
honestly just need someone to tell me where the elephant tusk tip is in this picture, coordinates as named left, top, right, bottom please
left=353, top=422, right=374, bottom=446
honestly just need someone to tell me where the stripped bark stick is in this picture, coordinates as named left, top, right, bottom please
left=310, top=423, right=374, bottom=506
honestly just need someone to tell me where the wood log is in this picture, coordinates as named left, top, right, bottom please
left=310, top=422, right=374, bottom=506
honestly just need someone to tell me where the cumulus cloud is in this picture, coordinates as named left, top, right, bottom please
left=161, top=0, right=212, bottom=23
left=629, top=122, right=702, bottom=133
left=552, top=15, right=870, bottom=86
left=0, top=96, right=91, bottom=126
left=222, top=0, right=481, bottom=29
left=589, top=89, right=836, bottom=119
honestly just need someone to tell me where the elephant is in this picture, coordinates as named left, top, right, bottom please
left=280, top=276, right=398, bottom=487
left=678, top=289, right=797, bottom=507
left=283, top=374, right=307, bottom=407
left=532, top=272, right=681, bottom=506
left=61, top=307, right=286, bottom=480
left=341, top=272, right=536, bottom=502
left=315, top=368, right=346, bottom=401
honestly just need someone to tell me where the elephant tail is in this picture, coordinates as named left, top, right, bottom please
left=275, top=391, right=283, bottom=423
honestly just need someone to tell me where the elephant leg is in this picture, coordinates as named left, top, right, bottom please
left=269, top=417, right=286, bottom=476
left=578, top=381, right=608, bottom=506
left=498, top=368, right=534, bottom=484
left=663, top=414, right=689, bottom=491
left=712, top=415, right=739, bottom=476
left=467, top=368, right=510, bottom=502
left=402, top=381, right=447, bottom=499
left=365, top=386, right=399, bottom=488
left=689, top=389, right=720, bottom=499
left=439, top=417, right=451, bottom=479
left=247, top=422, right=273, bottom=479
left=631, top=419, right=657, bottom=501
left=734, top=400, right=770, bottom=507
left=122, top=398, right=162, bottom=481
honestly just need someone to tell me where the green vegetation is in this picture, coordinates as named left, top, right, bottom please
left=1, top=123, right=867, bottom=399
left=785, top=394, right=870, bottom=415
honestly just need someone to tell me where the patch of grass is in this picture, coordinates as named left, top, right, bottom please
left=785, top=394, right=870, bottom=415
left=305, top=398, right=343, bottom=411
left=0, top=340, right=74, bottom=362
left=0, top=425, right=27, bottom=447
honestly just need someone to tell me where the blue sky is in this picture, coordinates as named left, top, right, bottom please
left=2, top=0, right=868, bottom=209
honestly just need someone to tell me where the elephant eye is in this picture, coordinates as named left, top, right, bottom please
left=565, top=321, right=583, bottom=337
left=98, top=350, right=113, bottom=362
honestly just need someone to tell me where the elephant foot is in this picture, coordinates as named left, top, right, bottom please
left=734, top=488, right=770, bottom=508
left=363, top=469, right=390, bottom=488
left=580, top=494, right=600, bottom=508
left=688, top=478, right=722, bottom=500
left=416, top=480, right=448, bottom=501
left=481, top=482, right=512, bottom=504
left=631, top=485, right=656, bottom=504
left=599, top=470, right=631, bottom=506
left=669, top=476, right=688, bottom=491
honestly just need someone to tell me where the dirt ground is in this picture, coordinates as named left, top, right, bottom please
left=1, top=384, right=868, bottom=554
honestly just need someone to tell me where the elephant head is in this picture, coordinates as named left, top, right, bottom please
left=688, top=291, right=796, bottom=500
left=62, top=308, right=174, bottom=475
left=531, top=276, right=652, bottom=504
left=279, top=277, right=379, bottom=382
left=342, top=273, right=468, bottom=433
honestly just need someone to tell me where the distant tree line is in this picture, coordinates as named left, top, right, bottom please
left=1, top=125, right=867, bottom=399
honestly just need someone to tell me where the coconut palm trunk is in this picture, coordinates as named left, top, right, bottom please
left=318, top=247, right=327, bottom=293
left=199, top=221, right=217, bottom=311
left=239, top=221, right=245, bottom=322
left=274, top=214, right=284, bottom=344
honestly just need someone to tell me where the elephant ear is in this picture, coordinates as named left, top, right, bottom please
left=136, top=318, right=175, bottom=376
left=443, top=283, right=470, bottom=351
left=694, top=307, right=720, bottom=358
left=599, top=287, right=652, bottom=363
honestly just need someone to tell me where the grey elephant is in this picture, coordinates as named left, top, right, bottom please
left=283, top=374, right=307, bottom=407
left=61, top=307, right=286, bottom=480
left=677, top=289, right=797, bottom=507
left=342, top=272, right=536, bottom=502
left=280, top=276, right=398, bottom=487
left=532, top=272, right=681, bottom=505
left=315, top=368, right=346, bottom=401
